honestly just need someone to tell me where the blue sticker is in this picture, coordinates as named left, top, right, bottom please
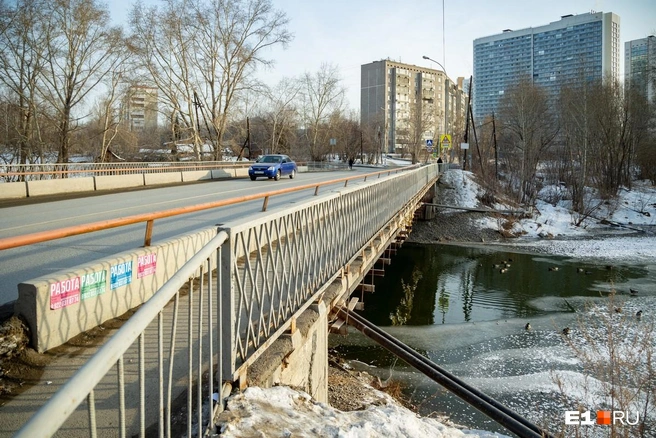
left=110, top=261, right=133, bottom=290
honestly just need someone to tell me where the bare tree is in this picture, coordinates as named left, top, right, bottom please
left=405, top=96, right=434, bottom=163
left=328, top=110, right=360, bottom=162
left=300, top=63, right=345, bottom=160
left=559, top=79, right=595, bottom=214
left=260, top=78, right=300, bottom=155
left=82, top=69, right=140, bottom=162
left=37, top=0, right=126, bottom=164
left=498, top=78, right=559, bottom=204
left=361, top=118, right=384, bottom=165
left=588, top=78, right=650, bottom=196
left=129, top=0, right=292, bottom=161
left=0, top=0, right=49, bottom=165
left=129, top=0, right=200, bottom=157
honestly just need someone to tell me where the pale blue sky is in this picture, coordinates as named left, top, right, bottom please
left=110, top=0, right=656, bottom=110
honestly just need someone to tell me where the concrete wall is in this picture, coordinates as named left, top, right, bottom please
left=27, top=177, right=95, bottom=197
left=247, top=302, right=328, bottom=403
left=95, top=174, right=145, bottom=191
left=15, top=227, right=218, bottom=353
left=181, top=170, right=213, bottom=182
left=144, top=172, right=183, bottom=186
left=1, top=181, right=27, bottom=199
left=0, top=166, right=256, bottom=200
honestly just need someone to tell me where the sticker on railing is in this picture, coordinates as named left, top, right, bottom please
left=50, top=277, right=81, bottom=310
left=138, top=252, right=157, bottom=278
left=111, top=261, right=133, bottom=289
left=81, top=270, right=107, bottom=299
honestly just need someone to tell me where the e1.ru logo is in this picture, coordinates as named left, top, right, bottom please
left=565, top=410, right=639, bottom=426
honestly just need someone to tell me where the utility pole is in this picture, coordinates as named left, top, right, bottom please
left=492, top=112, right=498, bottom=180
left=462, top=76, right=472, bottom=170
left=469, top=106, right=483, bottom=177
left=360, top=130, right=363, bottom=163
left=192, top=91, right=204, bottom=160
left=236, top=117, right=251, bottom=161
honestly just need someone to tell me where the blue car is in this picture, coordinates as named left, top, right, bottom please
left=248, top=154, right=298, bottom=181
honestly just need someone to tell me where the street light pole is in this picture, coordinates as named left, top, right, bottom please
left=422, top=55, right=450, bottom=162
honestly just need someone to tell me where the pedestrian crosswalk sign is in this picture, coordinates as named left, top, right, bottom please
left=440, top=134, right=452, bottom=149
left=426, top=139, right=433, bottom=147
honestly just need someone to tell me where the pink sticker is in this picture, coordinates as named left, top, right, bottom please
left=137, top=252, right=157, bottom=279
left=50, top=277, right=81, bottom=310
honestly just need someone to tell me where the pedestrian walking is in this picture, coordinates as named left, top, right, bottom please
left=348, top=158, right=354, bottom=170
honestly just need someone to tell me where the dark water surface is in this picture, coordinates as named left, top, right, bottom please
left=332, top=243, right=655, bottom=436
left=360, top=243, right=647, bottom=326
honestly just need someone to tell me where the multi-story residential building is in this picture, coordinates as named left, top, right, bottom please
left=361, top=59, right=467, bottom=155
left=125, top=86, right=158, bottom=132
left=625, top=35, right=656, bottom=104
left=473, top=11, right=620, bottom=122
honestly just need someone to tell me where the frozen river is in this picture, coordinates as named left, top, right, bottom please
left=331, top=242, right=656, bottom=436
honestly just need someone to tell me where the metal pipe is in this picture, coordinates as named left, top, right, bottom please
left=338, top=308, right=554, bottom=438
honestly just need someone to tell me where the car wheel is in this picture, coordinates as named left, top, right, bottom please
left=289, top=169, right=296, bottom=179
left=274, top=170, right=281, bottom=181
left=250, top=175, right=256, bottom=181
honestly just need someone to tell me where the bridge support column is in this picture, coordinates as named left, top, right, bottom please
left=246, top=301, right=329, bottom=403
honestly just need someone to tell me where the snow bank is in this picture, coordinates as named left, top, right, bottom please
left=218, top=386, right=509, bottom=438
left=441, top=169, right=656, bottom=261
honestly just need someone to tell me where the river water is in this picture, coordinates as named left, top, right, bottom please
left=331, top=242, right=656, bottom=436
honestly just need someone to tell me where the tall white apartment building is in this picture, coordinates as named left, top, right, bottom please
left=625, top=35, right=656, bottom=104
left=473, top=12, right=620, bottom=122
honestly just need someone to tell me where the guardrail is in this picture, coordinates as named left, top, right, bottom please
left=0, top=165, right=420, bottom=250
left=13, top=164, right=439, bottom=437
left=0, top=161, right=252, bottom=182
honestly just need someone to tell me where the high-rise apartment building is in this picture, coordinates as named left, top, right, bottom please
left=625, top=35, right=656, bottom=104
left=361, top=59, right=467, bottom=154
left=125, top=86, right=158, bottom=132
left=473, top=12, right=620, bottom=122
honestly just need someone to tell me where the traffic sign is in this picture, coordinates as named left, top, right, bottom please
left=440, top=134, right=452, bottom=150
left=426, top=139, right=433, bottom=147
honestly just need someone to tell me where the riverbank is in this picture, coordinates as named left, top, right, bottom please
left=409, top=169, right=656, bottom=262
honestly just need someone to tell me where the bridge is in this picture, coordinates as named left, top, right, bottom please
left=0, top=162, right=441, bottom=437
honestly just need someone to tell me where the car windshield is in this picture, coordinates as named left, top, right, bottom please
left=257, top=155, right=282, bottom=164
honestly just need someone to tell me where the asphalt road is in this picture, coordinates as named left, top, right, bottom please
left=0, top=169, right=366, bottom=307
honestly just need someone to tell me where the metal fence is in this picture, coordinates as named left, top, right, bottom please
left=15, top=164, right=438, bottom=437
left=0, top=161, right=251, bottom=182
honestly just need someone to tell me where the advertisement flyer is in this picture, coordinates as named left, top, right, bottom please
left=50, top=277, right=81, bottom=310
left=137, top=252, right=157, bottom=279
left=110, top=261, right=133, bottom=290
left=80, top=270, right=107, bottom=299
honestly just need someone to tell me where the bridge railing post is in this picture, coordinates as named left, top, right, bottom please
left=218, top=228, right=236, bottom=383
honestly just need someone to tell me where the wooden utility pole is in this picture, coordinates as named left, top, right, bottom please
left=470, top=104, right=484, bottom=176
left=236, top=117, right=252, bottom=161
left=492, top=112, right=498, bottom=180
left=462, top=76, right=472, bottom=170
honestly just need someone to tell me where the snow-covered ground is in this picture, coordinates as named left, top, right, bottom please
left=439, top=169, right=656, bottom=262
left=218, top=386, right=509, bottom=438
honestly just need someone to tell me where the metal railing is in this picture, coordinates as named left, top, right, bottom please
left=13, top=164, right=439, bottom=437
left=0, top=166, right=420, bottom=250
left=0, top=161, right=251, bottom=182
